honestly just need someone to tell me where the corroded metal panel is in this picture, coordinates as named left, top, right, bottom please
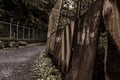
left=46, top=0, right=63, bottom=53
left=103, top=0, right=120, bottom=50
left=103, top=0, right=120, bottom=80
left=66, top=0, right=103, bottom=80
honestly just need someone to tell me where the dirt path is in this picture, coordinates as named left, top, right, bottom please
left=0, top=45, right=46, bottom=80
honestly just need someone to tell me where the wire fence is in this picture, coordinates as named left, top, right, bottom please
left=0, top=20, right=47, bottom=41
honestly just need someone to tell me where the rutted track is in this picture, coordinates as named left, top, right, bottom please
left=0, top=45, right=46, bottom=80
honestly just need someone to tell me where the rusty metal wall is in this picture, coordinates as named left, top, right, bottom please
left=46, top=0, right=96, bottom=75
left=103, top=0, right=120, bottom=50
left=103, top=0, right=120, bottom=80
left=47, top=20, right=75, bottom=73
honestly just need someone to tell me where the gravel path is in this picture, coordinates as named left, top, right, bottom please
left=0, top=45, right=46, bottom=80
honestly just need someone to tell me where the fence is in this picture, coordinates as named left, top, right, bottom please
left=0, top=19, right=47, bottom=42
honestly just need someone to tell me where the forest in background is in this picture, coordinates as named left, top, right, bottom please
left=0, top=0, right=57, bottom=27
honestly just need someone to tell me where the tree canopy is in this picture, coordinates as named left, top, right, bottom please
left=0, top=0, right=56, bottom=28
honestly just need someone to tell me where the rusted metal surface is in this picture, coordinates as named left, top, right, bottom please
left=102, top=0, right=120, bottom=50
left=53, top=22, right=75, bottom=73
left=47, top=0, right=120, bottom=80
left=46, top=0, right=95, bottom=74
left=105, top=36, right=120, bottom=80
left=66, top=0, right=103, bottom=80
left=102, top=0, right=120, bottom=80
left=46, top=0, right=63, bottom=53
left=47, top=19, right=75, bottom=73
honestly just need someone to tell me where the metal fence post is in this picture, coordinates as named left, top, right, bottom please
left=43, top=31, right=44, bottom=41
left=33, top=28, right=34, bottom=40
left=28, top=27, right=30, bottom=40
left=41, top=31, right=43, bottom=41
left=35, top=29, right=36, bottom=40
left=37, top=30, right=38, bottom=40
left=38, top=29, right=40, bottom=40
left=23, top=26, right=25, bottom=40
left=39, top=30, right=41, bottom=41
left=10, top=18, right=14, bottom=39
left=17, top=21, right=20, bottom=40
